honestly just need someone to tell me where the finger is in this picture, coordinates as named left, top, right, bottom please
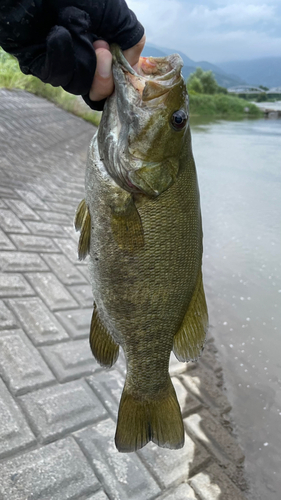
left=89, top=47, right=114, bottom=101
left=123, top=34, right=146, bottom=69
left=93, top=40, right=110, bottom=51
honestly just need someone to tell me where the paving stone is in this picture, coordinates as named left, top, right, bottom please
left=19, top=379, right=107, bottom=443
left=0, top=251, right=48, bottom=272
left=55, top=308, right=93, bottom=338
left=189, top=463, right=247, bottom=500
left=7, top=297, right=69, bottom=345
left=36, top=210, right=72, bottom=224
left=172, top=377, right=202, bottom=416
left=200, top=343, right=223, bottom=375
left=0, top=329, right=55, bottom=395
left=40, top=339, right=101, bottom=382
left=47, top=201, right=77, bottom=213
left=138, top=433, right=210, bottom=489
left=87, top=369, right=125, bottom=419
left=24, top=220, right=66, bottom=237
left=59, top=193, right=82, bottom=204
left=75, top=419, right=161, bottom=500
left=0, top=209, right=29, bottom=233
left=0, top=228, right=15, bottom=250
left=0, top=378, right=36, bottom=458
left=77, top=264, right=91, bottom=282
left=184, top=409, right=245, bottom=466
left=0, top=186, right=16, bottom=198
left=68, top=284, right=94, bottom=307
left=0, top=300, right=19, bottom=330
left=0, top=273, right=34, bottom=298
left=53, top=237, right=80, bottom=263
left=84, top=492, right=109, bottom=500
left=26, top=184, right=55, bottom=201
left=156, top=483, right=196, bottom=499
left=63, top=224, right=79, bottom=241
left=25, top=272, right=78, bottom=311
left=0, top=199, right=7, bottom=208
left=169, top=352, right=191, bottom=376
left=5, top=199, right=40, bottom=220
left=42, top=254, right=87, bottom=285
left=0, top=437, right=99, bottom=500
left=180, top=365, right=232, bottom=415
left=15, top=189, right=50, bottom=209
left=9, top=233, right=61, bottom=252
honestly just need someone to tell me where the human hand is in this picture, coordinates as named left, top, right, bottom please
left=89, top=35, right=146, bottom=102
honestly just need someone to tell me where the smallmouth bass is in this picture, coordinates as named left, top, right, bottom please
left=75, top=46, right=208, bottom=452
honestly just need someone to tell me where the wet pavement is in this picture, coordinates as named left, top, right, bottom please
left=0, top=89, right=248, bottom=500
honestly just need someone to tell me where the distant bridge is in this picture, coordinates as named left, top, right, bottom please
left=228, top=85, right=281, bottom=95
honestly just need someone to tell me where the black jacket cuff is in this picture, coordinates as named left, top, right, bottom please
left=82, top=94, right=106, bottom=111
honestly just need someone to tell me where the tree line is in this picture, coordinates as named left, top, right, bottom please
left=187, top=68, right=228, bottom=95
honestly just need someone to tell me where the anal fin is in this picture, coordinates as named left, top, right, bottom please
left=90, top=305, right=119, bottom=368
left=173, top=270, right=208, bottom=362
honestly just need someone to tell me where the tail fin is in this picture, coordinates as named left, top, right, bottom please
left=115, top=377, right=184, bottom=452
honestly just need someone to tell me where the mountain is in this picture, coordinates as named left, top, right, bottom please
left=217, top=58, right=281, bottom=89
left=142, top=43, right=245, bottom=88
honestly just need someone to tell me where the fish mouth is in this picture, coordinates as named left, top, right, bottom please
left=111, top=44, right=183, bottom=102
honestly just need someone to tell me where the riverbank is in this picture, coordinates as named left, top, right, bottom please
left=0, top=88, right=249, bottom=500
left=251, top=100, right=281, bottom=118
left=189, top=93, right=262, bottom=118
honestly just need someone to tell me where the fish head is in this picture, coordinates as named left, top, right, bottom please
left=97, top=45, right=189, bottom=197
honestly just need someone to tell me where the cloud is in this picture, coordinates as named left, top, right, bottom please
left=188, top=4, right=275, bottom=28
left=189, top=30, right=281, bottom=62
left=127, top=0, right=281, bottom=61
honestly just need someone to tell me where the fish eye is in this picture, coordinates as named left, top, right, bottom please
left=171, top=110, right=188, bottom=131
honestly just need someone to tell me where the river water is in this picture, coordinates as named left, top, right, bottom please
left=191, top=117, right=281, bottom=500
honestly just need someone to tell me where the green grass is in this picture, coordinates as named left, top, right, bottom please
left=189, top=93, right=262, bottom=118
left=0, top=48, right=101, bottom=126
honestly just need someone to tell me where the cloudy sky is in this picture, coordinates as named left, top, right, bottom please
left=127, top=0, right=281, bottom=63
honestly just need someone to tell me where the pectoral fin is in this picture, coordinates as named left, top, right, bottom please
left=173, top=270, right=208, bottom=362
left=110, top=194, right=144, bottom=252
left=74, top=199, right=87, bottom=231
left=90, top=305, right=119, bottom=368
left=74, top=199, right=91, bottom=260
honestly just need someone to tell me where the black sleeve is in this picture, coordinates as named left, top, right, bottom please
left=0, top=0, right=144, bottom=110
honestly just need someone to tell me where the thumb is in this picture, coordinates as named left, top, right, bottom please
left=89, top=47, right=114, bottom=101
left=123, top=34, right=146, bottom=70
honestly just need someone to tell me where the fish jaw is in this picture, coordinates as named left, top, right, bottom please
left=97, top=45, right=189, bottom=198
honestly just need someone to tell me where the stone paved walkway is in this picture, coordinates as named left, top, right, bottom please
left=0, top=89, right=248, bottom=500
